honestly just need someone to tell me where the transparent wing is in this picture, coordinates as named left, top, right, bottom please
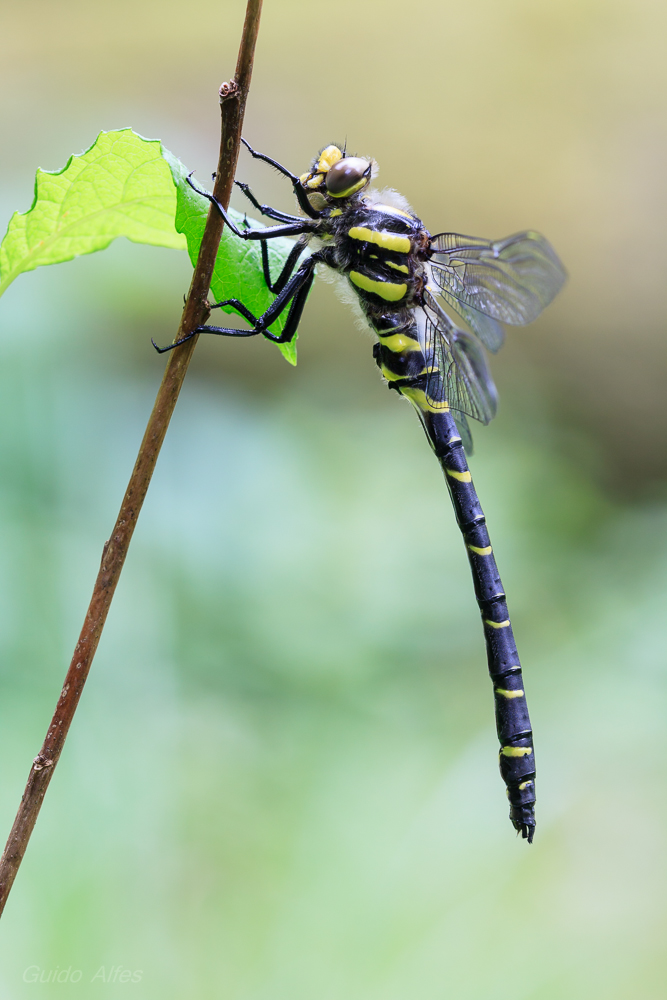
left=452, top=411, right=474, bottom=454
left=435, top=284, right=505, bottom=352
left=429, top=230, right=566, bottom=326
left=419, top=294, right=498, bottom=426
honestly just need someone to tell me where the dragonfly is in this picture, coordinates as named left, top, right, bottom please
left=154, top=140, right=566, bottom=842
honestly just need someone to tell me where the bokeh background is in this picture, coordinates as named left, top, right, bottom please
left=0, top=0, right=666, bottom=996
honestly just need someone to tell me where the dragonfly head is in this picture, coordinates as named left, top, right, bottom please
left=300, top=145, right=373, bottom=205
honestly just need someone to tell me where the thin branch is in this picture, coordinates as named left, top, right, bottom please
left=0, top=0, right=264, bottom=918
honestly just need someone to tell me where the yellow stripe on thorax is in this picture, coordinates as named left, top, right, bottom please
left=378, top=332, right=422, bottom=353
left=348, top=227, right=411, bottom=254
left=386, top=260, right=409, bottom=274
left=445, top=468, right=471, bottom=483
left=349, top=271, right=407, bottom=302
left=373, top=203, right=414, bottom=220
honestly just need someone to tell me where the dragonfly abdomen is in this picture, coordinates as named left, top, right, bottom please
left=369, top=310, right=455, bottom=417
left=410, top=407, right=537, bottom=840
left=372, top=317, right=428, bottom=385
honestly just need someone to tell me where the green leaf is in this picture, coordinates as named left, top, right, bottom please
left=0, top=129, right=186, bottom=298
left=163, top=149, right=305, bottom=365
left=0, top=129, right=307, bottom=364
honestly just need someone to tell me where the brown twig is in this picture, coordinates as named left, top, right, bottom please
left=0, top=0, right=264, bottom=918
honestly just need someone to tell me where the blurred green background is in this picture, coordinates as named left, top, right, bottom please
left=0, top=0, right=666, bottom=996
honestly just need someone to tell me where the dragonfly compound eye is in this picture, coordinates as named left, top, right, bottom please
left=325, top=157, right=371, bottom=198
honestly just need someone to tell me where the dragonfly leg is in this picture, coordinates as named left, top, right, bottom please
left=152, top=254, right=319, bottom=354
left=234, top=181, right=303, bottom=224
left=232, top=183, right=310, bottom=290
left=240, top=137, right=299, bottom=180
left=208, top=298, right=258, bottom=324
left=259, top=238, right=309, bottom=294
left=187, top=174, right=316, bottom=240
left=240, top=138, right=322, bottom=220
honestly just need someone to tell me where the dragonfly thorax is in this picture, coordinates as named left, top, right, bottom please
left=316, top=196, right=430, bottom=321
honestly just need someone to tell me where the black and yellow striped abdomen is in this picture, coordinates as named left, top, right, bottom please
left=371, top=324, right=536, bottom=836
left=374, top=321, right=426, bottom=382
left=420, top=408, right=536, bottom=838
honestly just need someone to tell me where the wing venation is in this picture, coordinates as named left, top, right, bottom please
left=417, top=294, right=498, bottom=430
left=429, top=230, right=566, bottom=326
